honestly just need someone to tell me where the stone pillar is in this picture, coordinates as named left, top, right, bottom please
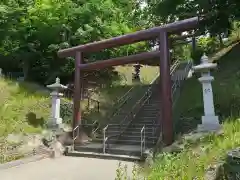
left=193, top=54, right=220, bottom=132
left=47, top=77, right=67, bottom=129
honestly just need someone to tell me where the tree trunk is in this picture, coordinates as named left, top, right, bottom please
left=22, top=59, right=29, bottom=81
left=218, top=33, right=224, bottom=47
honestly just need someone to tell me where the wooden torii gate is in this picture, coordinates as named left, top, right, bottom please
left=58, top=16, right=200, bottom=145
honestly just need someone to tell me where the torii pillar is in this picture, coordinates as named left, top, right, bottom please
left=73, top=52, right=82, bottom=131
left=159, top=31, right=173, bottom=145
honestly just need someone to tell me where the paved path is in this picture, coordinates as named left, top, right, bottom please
left=0, top=156, right=135, bottom=180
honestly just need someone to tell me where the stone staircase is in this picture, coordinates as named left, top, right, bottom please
left=117, top=87, right=160, bottom=148
left=89, top=84, right=151, bottom=142
left=66, top=61, right=192, bottom=161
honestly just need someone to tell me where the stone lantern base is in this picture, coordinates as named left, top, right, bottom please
left=197, top=115, right=221, bottom=132
left=47, top=117, right=63, bottom=129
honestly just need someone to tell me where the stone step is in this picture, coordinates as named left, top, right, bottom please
left=138, top=110, right=160, bottom=114
left=135, top=116, right=159, bottom=119
left=105, top=125, right=156, bottom=131
left=132, top=123, right=157, bottom=126
left=144, top=101, right=161, bottom=105
left=116, top=139, right=156, bottom=147
left=140, top=108, right=160, bottom=112
left=66, top=149, right=143, bottom=162
left=105, top=127, right=155, bottom=134
left=121, top=131, right=156, bottom=136
left=119, top=135, right=158, bottom=141
left=70, top=143, right=148, bottom=158
left=103, top=130, right=154, bottom=138
left=131, top=119, right=157, bottom=123
left=127, top=125, right=156, bottom=129
left=127, top=124, right=160, bottom=128
left=132, top=119, right=158, bottom=123
left=143, top=103, right=160, bottom=106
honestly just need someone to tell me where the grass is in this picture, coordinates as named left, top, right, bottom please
left=0, top=79, right=50, bottom=136
left=147, top=43, right=240, bottom=179
left=148, top=121, right=240, bottom=180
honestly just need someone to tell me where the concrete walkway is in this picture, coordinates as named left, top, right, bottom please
left=0, top=156, right=135, bottom=180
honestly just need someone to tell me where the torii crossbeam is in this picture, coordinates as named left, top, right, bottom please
left=58, top=16, right=201, bottom=145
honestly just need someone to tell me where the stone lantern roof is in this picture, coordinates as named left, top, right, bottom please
left=47, top=77, right=67, bottom=91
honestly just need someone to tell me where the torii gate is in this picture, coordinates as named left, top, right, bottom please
left=58, top=16, right=200, bottom=145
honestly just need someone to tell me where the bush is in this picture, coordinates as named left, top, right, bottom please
left=191, top=45, right=204, bottom=65
left=191, top=36, right=222, bottom=65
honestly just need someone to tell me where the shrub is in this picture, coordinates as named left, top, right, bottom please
left=198, top=37, right=220, bottom=54
left=191, top=45, right=204, bottom=65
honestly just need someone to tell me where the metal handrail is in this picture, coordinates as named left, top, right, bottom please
left=91, top=120, right=100, bottom=134
left=106, top=61, right=181, bottom=128
left=72, top=124, right=80, bottom=150
left=171, top=60, right=192, bottom=106
left=103, top=85, right=153, bottom=149
left=116, top=86, right=134, bottom=104
left=102, top=60, right=182, bottom=151
left=105, top=60, right=181, bottom=139
left=103, top=125, right=109, bottom=154
left=140, top=125, right=145, bottom=156
left=99, top=85, right=135, bottom=129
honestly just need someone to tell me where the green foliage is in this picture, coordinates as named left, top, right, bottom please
left=0, top=0, right=148, bottom=84
left=198, top=37, right=221, bottom=55
left=115, top=162, right=144, bottom=180
left=229, top=21, right=240, bottom=42
left=147, top=0, right=240, bottom=36
left=144, top=38, right=240, bottom=180
left=191, top=45, right=204, bottom=65
left=0, top=77, right=50, bottom=136
left=191, top=36, right=222, bottom=65
left=172, top=44, right=191, bottom=62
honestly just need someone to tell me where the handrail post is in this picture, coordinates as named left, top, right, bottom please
left=144, top=126, right=145, bottom=151
left=141, top=128, right=143, bottom=156
left=72, top=124, right=79, bottom=150
left=140, top=125, right=145, bottom=156
left=103, top=125, right=108, bottom=154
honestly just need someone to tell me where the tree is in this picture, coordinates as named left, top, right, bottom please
left=147, top=0, right=240, bottom=37
left=0, top=0, right=149, bottom=84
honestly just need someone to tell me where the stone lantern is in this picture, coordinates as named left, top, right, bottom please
left=47, top=77, right=67, bottom=129
left=192, top=54, right=221, bottom=132
left=133, top=63, right=142, bottom=81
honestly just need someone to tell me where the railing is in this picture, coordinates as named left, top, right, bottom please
left=152, top=60, right=193, bottom=154
left=63, top=87, right=100, bottom=113
left=72, top=124, right=80, bottom=150
left=149, top=60, right=181, bottom=144
left=140, top=125, right=146, bottom=156
left=102, top=82, right=155, bottom=152
left=105, top=89, right=133, bottom=122
left=171, top=60, right=193, bottom=107
left=103, top=125, right=109, bottom=154
left=99, top=60, right=183, bottom=153
left=116, top=87, right=134, bottom=104
left=102, top=61, right=181, bottom=151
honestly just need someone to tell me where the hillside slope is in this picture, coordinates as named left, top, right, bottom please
left=0, top=65, right=159, bottom=136
left=0, top=79, right=50, bottom=136
left=148, top=43, right=240, bottom=179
